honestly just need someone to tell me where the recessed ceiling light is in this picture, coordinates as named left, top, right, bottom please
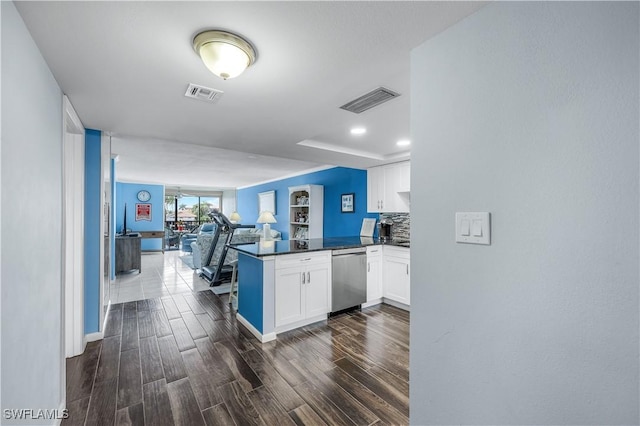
left=350, top=127, right=366, bottom=135
left=397, top=139, right=411, bottom=146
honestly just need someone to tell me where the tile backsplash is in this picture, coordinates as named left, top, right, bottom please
left=380, top=212, right=410, bottom=241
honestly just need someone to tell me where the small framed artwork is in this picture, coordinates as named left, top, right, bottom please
left=341, top=193, right=355, bottom=213
left=258, top=190, right=276, bottom=215
left=135, top=203, right=152, bottom=221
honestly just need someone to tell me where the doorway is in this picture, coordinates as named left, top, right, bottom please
left=62, top=96, right=85, bottom=357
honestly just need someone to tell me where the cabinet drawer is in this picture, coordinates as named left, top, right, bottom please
left=366, top=246, right=382, bottom=257
left=383, top=245, right=410, bottom=259
left=275, top=251, right=331, bottom=269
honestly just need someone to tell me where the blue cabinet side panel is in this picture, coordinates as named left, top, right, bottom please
left=84, top=128, right=101, bottom=333
left=238, top=253, right=264, bottom=333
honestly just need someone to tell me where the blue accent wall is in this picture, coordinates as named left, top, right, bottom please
left=238, top=253, right=264, bottom=332
left=115, top=182, right=165, bottom=250
left=84, top=129, right=101, bottom=334
left=237, top=167, right=376, bottom=239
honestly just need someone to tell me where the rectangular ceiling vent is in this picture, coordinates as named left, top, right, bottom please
left=185, top=83, right=224, bottom=103
left=340, top=87, right=400, bottom=114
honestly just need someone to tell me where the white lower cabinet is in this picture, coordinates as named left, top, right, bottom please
left=275, top=252, right=331, bottom=330
left=304, top=263, right=331, bottom=318
left=383, top=254, right=410, bottom=305
left=366, top=246, right=383, bottom=302
left=274, top=267, right=305, bottom=326
left=366, top=245, right=410, bottom=309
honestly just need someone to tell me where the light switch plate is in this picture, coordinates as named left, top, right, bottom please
left=456, top=212, right=490, bottom=245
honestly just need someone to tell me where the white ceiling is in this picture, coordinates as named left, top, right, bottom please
left=16, top=1, right=485, bottom=191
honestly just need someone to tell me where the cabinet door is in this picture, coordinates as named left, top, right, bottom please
left=398, top=161, right=410, bottom=192
left=383, top=163, right=411, bottom=213
left=383, top=164, right=401, bottom=212
left=275, top=267, right=305, bottom=327
left=305, top=263, right=331, bottom=318
left=383, top=256, right=410, bottom=305
left=366, top=250, right=383, bottom=301
left=367, top=167, right=384, bottom=212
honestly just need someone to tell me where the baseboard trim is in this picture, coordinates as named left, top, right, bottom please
left=274, top=314, right=328, bottom=335
left=85, top=331, right=103, bottom=343
left=237, top=314, right=276, bottom=343
left=382, top=298, right=410, bottom=312
left=362, top=298, right=383, bottom=308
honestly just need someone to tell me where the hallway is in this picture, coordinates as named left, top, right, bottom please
left=109, top=251, right=210, bottom=304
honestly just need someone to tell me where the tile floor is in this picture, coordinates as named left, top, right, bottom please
left=110, top=250, right=210, bottom=304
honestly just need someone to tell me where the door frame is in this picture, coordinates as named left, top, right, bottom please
left=62, top=95, right=85, bottom=358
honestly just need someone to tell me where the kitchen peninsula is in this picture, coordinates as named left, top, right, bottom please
left=229, top=237, right=410, bottom=342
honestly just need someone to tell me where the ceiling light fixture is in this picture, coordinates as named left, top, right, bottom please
left=193, top=30, right=257, bottom=80
left=397, top=139, right=411, bottom=147
left=350, top=127, right=367, bottom=135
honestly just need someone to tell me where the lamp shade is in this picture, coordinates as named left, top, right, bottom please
left=193, top=30, right=256, bottom=80
left=229, top=212, right=241, bottom=223
left=257, top=211, right=277, bottom=224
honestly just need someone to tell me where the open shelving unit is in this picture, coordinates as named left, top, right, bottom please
left=289, top=184, right=324, bottom=241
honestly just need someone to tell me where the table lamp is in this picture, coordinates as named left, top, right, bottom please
left=257, top=211, right=277, bottom=240
left=229, top=211, right=241, bottom=223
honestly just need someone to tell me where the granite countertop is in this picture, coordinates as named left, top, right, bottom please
left=228, top=236, right=409, bottom=258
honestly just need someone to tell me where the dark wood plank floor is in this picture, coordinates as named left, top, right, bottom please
left=63, top=290, right=410, bottom=426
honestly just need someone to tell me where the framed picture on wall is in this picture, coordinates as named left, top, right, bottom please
left=341, top=193, right=355, bottom=213
left=135, top=203, right=152, bottom=221
left=258, top=190, right=276, bottom=215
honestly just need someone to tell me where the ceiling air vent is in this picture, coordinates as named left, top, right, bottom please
left=340, top=87, right=400, bottom=114
left=185, top=83, right=224, bottom=103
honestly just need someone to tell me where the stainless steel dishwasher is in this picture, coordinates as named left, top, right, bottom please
left=331, top=247, right=367, bottom=314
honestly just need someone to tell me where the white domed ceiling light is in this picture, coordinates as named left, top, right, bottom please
left=193, top=30, right=257, bottom=80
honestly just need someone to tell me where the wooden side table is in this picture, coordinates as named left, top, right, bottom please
left=115, top=236, right=141, bottom=273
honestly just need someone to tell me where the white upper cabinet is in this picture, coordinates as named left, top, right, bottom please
left=367, top=166, right=385, bottom=212
left=367, top=161, right=410, bottom=213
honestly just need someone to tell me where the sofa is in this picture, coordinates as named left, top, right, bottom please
left=180, top=223, right=215, bottom=253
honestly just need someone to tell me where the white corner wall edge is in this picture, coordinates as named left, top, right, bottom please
left=63, top=95, right=86, bottom=359
left=0, top=1, right=3, bottom=411
left=410, top=2, right=639, bottom=425
left=3, top=0, right=66, bottom=419
left=54, top=399, right=66, bottom=426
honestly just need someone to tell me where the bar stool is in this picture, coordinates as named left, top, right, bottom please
left=229, top=259, right=238, bottom=311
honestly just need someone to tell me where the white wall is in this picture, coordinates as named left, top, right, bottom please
left=410, top=2, right=639, bottom=425
left=1, top=2, right=64, bottom=423
left=222, top=189, right=237, bottom=217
